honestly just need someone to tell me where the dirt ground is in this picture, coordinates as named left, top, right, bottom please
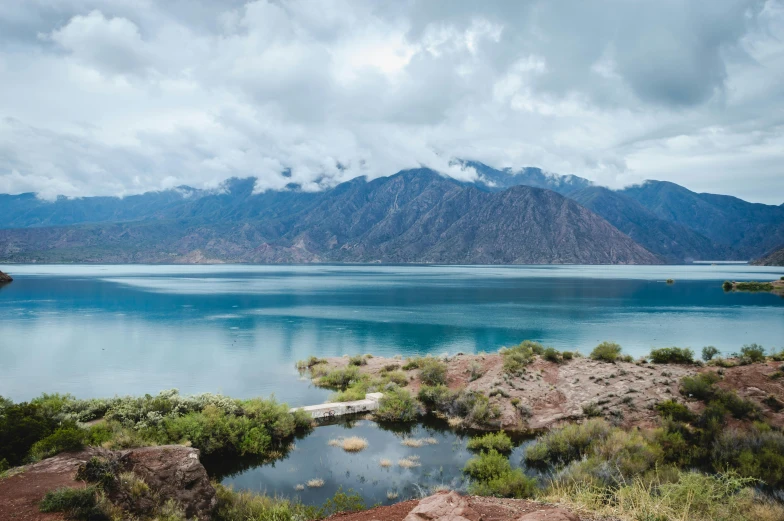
left=0, top=451, right=94, bottom=521
left=317, top=354, right=784, bottom=430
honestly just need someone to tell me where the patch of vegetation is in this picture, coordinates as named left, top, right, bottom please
left=542, top=347, right=562, bottom=363
left=348, top=355, right=367, bottom=367
left=655, top=400, right=695, bottom=423
left=467, top=432, right=513, bottom=453
left=39, top=487, right=106, bottom=520
left=416, top=385, right=500, bottom=428
left=500, top=341, right=540, bottom=375
left=295, top=357, right=326, bottom=371
left=525, top=419, right=613, bottom=467
left=213, top=484, right=365, bottom=521
left=463, top=450, right=537, bottom=498
left=649, top=347, right=695, bottom=364
left=561, top=351, right=575, bottom=361
left=374, top=388, right=420, bottom=423
left=702, top=346, right=720, bottom=361
left=680, top=372, right=721, bottom=400
left=418, top=358, right=448, bottom=386
left=467, top=361, right=484, bottom=381
left=734, top=281, right=774, bottom=292
left=590, top=341, right=623, bottom=363
left=722, top=280, right=733, bottom=291
left=739, top=343, right=766, bottom=364
left=666, top=278, right=674, bottom=284
left=1, top=391, right=312, bottom=469
left=712, top=425, right=784, bottom=488
left=581, top=403, right=602, bottom=418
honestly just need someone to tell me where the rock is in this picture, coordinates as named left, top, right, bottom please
left=517, top=509, right=579, bottom=521
left=0, top=270, right=12, bottom=283
left=405, top=491, right=482, bottom=521
left=114, top=445, right=216, bottom=519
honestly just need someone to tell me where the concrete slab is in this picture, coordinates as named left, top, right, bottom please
left=290, top=392, right=384, bottom=419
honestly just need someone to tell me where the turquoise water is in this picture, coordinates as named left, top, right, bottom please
left=1, top=264, right=783, bottom=405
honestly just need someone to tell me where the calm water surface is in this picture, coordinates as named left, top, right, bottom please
left=1, top=264, right=783, bottom=405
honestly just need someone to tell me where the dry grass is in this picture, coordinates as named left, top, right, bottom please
left=541, top=471, right=784, bottom=521
left=341, top=436, right=369, bottom=452
left=398, top=456, right=421, bottom=468
left=386, top=491, right=399, bottom=500
left=294, top=484, right=305, bottom=491
left=306, top=478, right=325, bottom=488
left=400, top=437, right=439, bottom=448
left=379, top=458, right=393, bottom=468
left=327, top=439, right=341, bottom=447
left=430, top=485, right=451, bottom=493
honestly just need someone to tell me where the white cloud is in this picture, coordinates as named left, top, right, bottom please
left=0, top=0, right=781, bottom=203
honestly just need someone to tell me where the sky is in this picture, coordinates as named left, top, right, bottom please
left=0, top=1, right=782, bottom=203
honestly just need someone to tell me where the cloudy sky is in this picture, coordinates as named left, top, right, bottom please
left=0, top=0, right=782, bottom=203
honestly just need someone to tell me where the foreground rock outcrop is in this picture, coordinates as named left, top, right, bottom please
left=331, top=491, right=581, bottom=521
left=0, top=270, right=11, bottom=283
left=0, top=445, right=215, bottom=521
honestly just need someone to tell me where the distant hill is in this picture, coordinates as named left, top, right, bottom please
left=751, top=245, right=784, bottom=266
left=0, top=169, right=658, bottom=265
left=620, top=181, right=784, bottom=259
left=568, top=186, right=731, bottom=263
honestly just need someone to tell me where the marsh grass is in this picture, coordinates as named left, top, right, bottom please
left=378, top=458, right=392, bottom=468
left=306, top=478, right=325, bottom=488
left=398, top=456, right=421, bottom=468
left=340, top=436, right=368, bottom=453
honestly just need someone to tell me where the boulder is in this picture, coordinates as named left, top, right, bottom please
left=404, top=491, right=482, bottom=521
left=0, top=270, right=12, bottom=283
left=114, top=445, right=216, bottom=519
left=517, top=509, right=579, bottom=521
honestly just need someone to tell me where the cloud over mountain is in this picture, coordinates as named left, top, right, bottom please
left=0, top=0, right=782, bottom=202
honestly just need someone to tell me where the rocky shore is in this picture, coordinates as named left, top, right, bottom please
left=0, top=270, right=12, bottom=283
left=312, top=352, right=784, bottom=430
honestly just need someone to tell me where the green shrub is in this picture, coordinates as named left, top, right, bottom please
left=317, top=367, right=364, bottom=390
left=712, top=427, right=784, bottom=487
left=29, top=423, right=86, bottom=461
left=561, top=351, right=574, bottom=361
left=655, top=400, right=695, bottom=422
left=39, top=487, right=105, bottom=520
left=542, top=347, right=562, bottom=363
left=468, top=361, right=484, bottom=381
left=713, top=390, right=759, bottom=420
left=348, top=355, right=367, bottom=367
left=76, top=457, right=118, bottom=489
left=0, top=399, right=59, bottom=466
left=455, top=391, right=500, bottom=427
left=739, top=344, right=765, bottom=364
left=680, top=372, right=721, bottom=400
left=501, top=341, right=538, bottom=375
left=722, top=281, right=733, bottom=291
left=649, top=347, right=694, bottom=364
left=417, top=385, right=453, bottom=411
left=582, top=403, right=602, bottom=418
left=467, top=432, right=513, bottom=453
left=295, top=357, right=326, bottom=370
left=374, top=388, right=420, bottom=423
left=666, top=278, right=674, bottom=284
left=469, top=468, right=537, bottom=499
left=702, top=346, right=720, bottom=361
left=402, top=356, right=426, bottom=370
left=525, top=419, right=612, bottom=467
left=418, top=358, right=448, bottom=386
left=590, top=342, right=623, bottom=363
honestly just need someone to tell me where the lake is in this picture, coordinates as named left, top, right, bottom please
left=1, top=264, right=783, bottom=406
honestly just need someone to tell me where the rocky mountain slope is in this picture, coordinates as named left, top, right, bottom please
left=0, top=170, right=659, bottom=265
left=751, top=245, right=784, bottom=266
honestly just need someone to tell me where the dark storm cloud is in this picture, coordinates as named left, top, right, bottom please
left=0, top=0, right=782, bottom=202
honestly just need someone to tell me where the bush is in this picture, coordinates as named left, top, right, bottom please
left=722, top=281, right=733, bottom=291
left=712, top=427, right=784, bottom=487
left=348, top=355, right=367, bottom=367
left=561, top=351, right=574, bottom=361
left=542, top=347, right=562, bottom=363
left=739, top=344, right=765, bottom=364
left=467, top=432, right=513, bottom=453
left=582, top=403, right=602, bottom=418
left=525, top=419, right=612, bottom=467
left=0, top=400, right=59, bottom=466
left=590, top=342, right=623, bottom=363
left=463, top=450, right=538, bottom=498
left=501, top=341, right=539, bottom=375
left=39, top=487, right=105, bottom=520
left=417, top=385, right=453, bottom=411
left=317, top=367, right=364, bottom=390
left=680, top=372, right=721, bottom=400
left=734, top=281, right=774, bottom=292
left=649, top=347, right=694, bottom=364
left=418, top=358, right=448, bottom=386
left=702, top=346, right=720, bottom=361
left=468, top=361, right=484, bottom=381
left=375, top=388, right=420, bottom=423
left=655, top=400, right=695, bottom=423
left=29, top=423, right=86, bottom=461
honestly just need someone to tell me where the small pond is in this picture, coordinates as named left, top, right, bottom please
left=209, top=417, right=536, bottom=506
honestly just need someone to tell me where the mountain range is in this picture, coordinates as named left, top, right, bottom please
left=0, top=162, right=782, bottom=265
